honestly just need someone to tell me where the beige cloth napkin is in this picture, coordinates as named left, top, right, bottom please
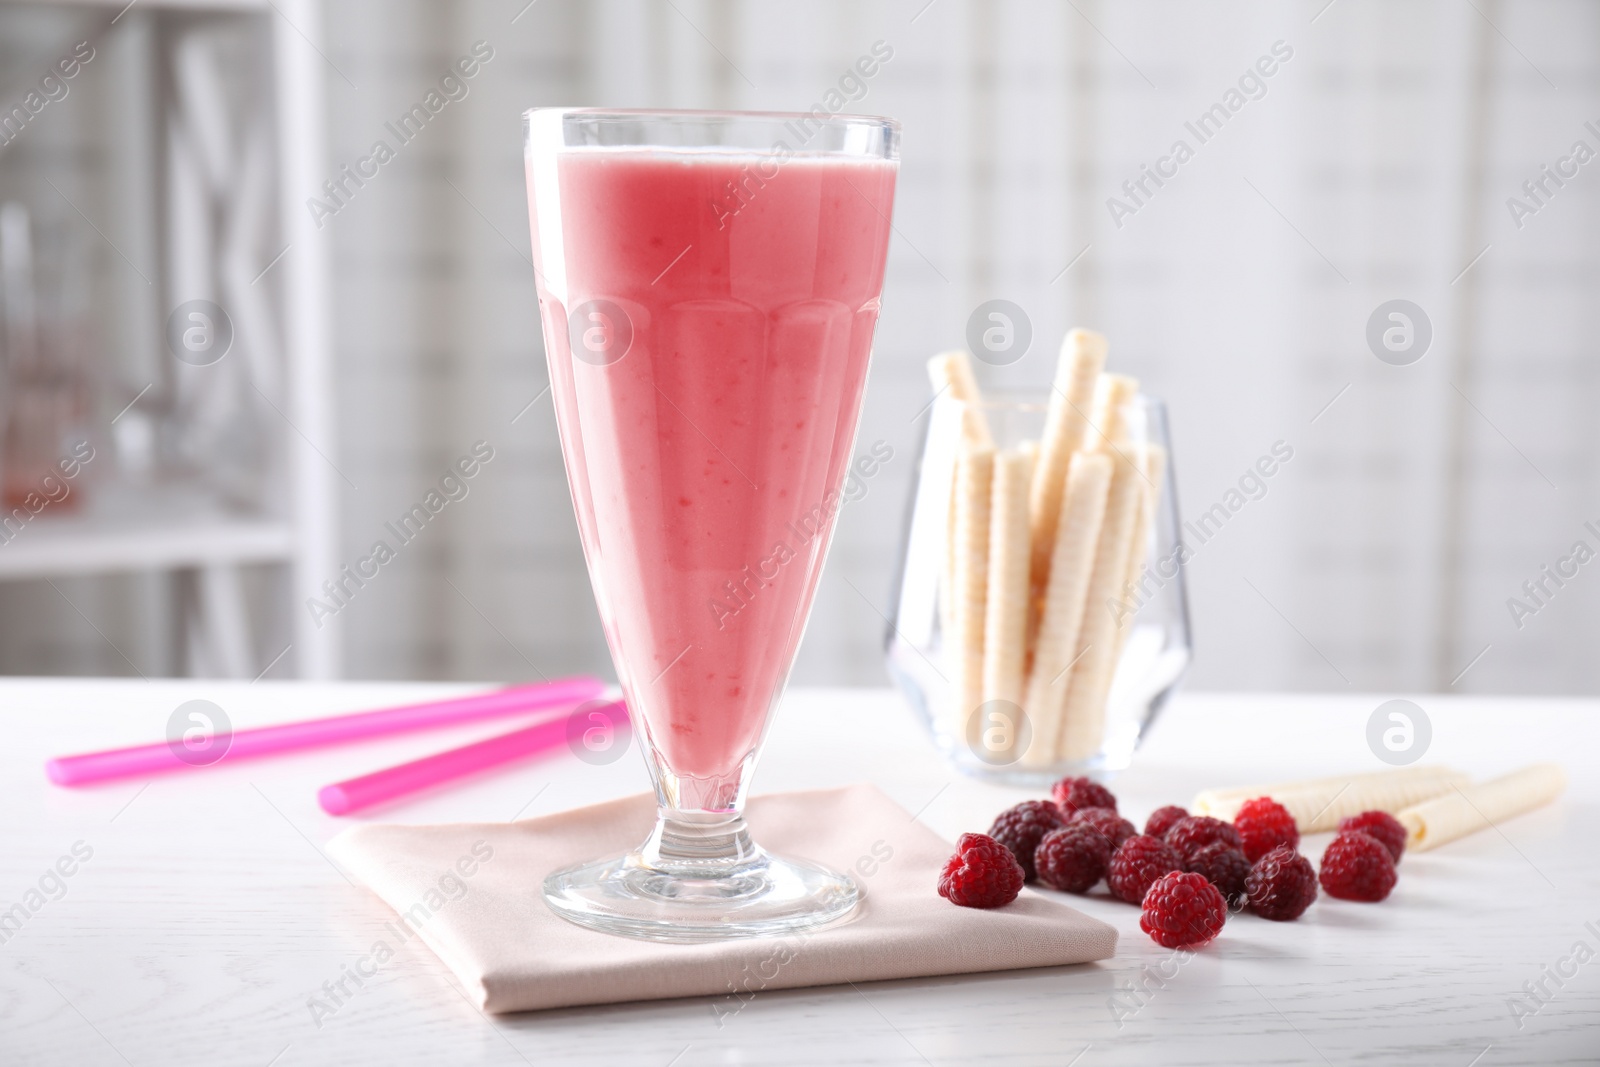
left=327, top=783, right=1118, bottom=1013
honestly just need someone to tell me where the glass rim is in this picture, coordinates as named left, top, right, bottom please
left=523, top=105, right=901, bottom=131
left=524, top=107, right=901, bottom=161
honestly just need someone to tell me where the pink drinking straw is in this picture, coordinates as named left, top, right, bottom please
left=45, top=676, right=607, bottom=787
left=318, top=698, right=629, bottom=815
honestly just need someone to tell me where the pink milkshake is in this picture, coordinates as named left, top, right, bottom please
left=530, top=146, right=897, bottom=791
left=529, top=110, right=899, bottom=941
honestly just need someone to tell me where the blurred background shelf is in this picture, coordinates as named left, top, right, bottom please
left=0, top=482, right=290, bottom=578
left=0, top=0, right=336, bottom=679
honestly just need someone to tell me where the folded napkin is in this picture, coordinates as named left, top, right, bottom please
left=328, top=783, right=1117, bottom=1013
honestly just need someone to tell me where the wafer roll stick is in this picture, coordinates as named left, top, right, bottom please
left=1028, top=330, right=1107, bottom=598
left=1028, top=373, right=1136, bottom=680
left=926, top=350, right=992, bottom=446
left=979, top=448, right=1035, bottom=761
left=1397, top=763, right=1567, bottom=852
left=1020, top=451, right=1112, bottom=766
left=928, top=351, right=989, bottom=644
left=1017, top=437, right=1040, bottom=675
left=1264, top=776, right=1470, bottom=834
left=1055, top=448, right=1145, bottom=761
left=1194, top=765, right=1473, bottom=832
left=950, top=443, right=995, bottom=743
left=1194, top=765, right=1466, bottom=810
left=1113, top=444, right=1167, bottom=651
left=1088, top=373, right=1139, bottom=451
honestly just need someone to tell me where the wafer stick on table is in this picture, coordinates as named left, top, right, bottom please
left=950, top=443, right=995, bottom=742
left=1028, top=330, right=1106, bottom=601
left=979, top=447, right=1035, bottom=760
left=1193, top=764, right=1467, bottom=809
left=1020, top=451, right=1112, bottom=766
left=1193, top=765, right=1472, bottom=832
left=1397, top=763, right=1566, bottom=851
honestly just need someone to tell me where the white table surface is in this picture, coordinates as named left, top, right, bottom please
left=0, top=679, right=1594, bottom=1066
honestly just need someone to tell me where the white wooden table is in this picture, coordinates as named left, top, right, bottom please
left=1, top=680, right=1594, bottom=1065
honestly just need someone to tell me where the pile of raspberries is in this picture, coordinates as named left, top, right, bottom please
left=937, top=776, right=1406, bottom=948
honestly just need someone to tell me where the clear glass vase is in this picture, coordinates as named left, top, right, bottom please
left=887, top=391, right=1192, bottom=785
left=524, top=108, right=899, bottom=942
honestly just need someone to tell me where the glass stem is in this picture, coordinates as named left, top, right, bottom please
left=639, top=756, right=764, bottom=873
left=639, top=808, right=762, bottom=872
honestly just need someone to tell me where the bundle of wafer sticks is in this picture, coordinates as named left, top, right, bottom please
left=929, top=329, right=1163, bottom=767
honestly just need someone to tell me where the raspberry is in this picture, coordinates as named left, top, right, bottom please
left=1144, top=805, right=1189, bottom=840
left=1337, top=810, right=1407, bottom=864
left=1051, top=776, right=1118, bottom=816
left=1034, top=825, right=1112, bottom=893
left=1107, top=834, right=1184, bottom=905
left=938, top=833, right=1025, bottom=908
left=1186, top=841, right=1251, bottom=907
left=1067, top=806, right=1137, bottom=850
left=1318, top=831, right=1398, bottom=902
left=1233, top=797, right=1300, bottom=862
left=987, top=800, right=1064, bottom=881
left=1164, top=815, right=1243, bottom=865
left=1245, top=844, right=1318, bottom=921
left=1140, top=871, right=1227, bottom=949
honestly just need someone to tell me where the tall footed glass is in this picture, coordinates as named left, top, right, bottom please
left=524, top=109, right=899, bottom=941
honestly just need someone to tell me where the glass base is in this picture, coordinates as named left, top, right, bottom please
left=542, top=813, right=860, bottom=943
